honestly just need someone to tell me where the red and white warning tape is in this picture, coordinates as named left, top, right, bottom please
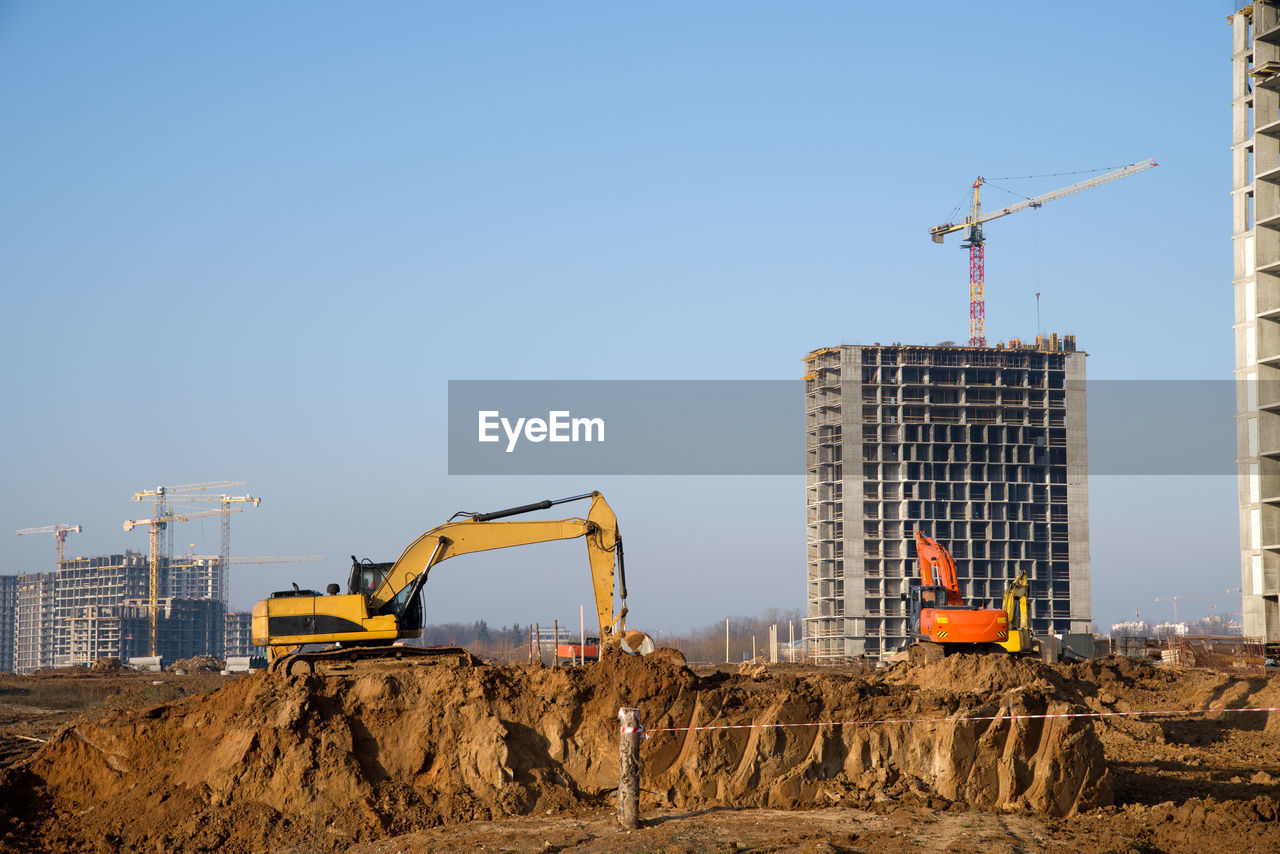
left=630, top=705, right=1280, bottom=735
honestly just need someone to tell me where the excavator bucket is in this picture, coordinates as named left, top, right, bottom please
left=619, top=630, right=655, bottom=656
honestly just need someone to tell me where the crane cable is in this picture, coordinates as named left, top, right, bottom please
left=989, top=162, right=1139, bottom=181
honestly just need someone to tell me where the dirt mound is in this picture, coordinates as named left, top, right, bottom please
left=0, top=652, right=1110, bottom=853
left=166, top=655, right=223, bottom=674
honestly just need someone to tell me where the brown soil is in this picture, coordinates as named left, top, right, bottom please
left=0, top=653, right=1275, bottom=854
left=0, top=669, right=225, bottom=771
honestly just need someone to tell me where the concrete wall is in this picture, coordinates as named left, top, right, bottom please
left=1234, top=3, right=1280, bottom=644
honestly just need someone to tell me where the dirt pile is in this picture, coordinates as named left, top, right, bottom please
left=0, top=653, right=1110, bottom=853
left=167, top=655, right=223, bottom=674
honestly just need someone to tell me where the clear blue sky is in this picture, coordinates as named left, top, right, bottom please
left=0, top=2, right=1241, bottom=633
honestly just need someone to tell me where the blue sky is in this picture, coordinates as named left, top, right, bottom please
left=0, top=2, right=1241, bottom=633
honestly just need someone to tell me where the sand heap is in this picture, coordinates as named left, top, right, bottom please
left=0, top=652, right=1110, bottom=853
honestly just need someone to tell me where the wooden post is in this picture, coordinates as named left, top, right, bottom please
left=553, top=619, right=559, bottom=666
left=617, top=707, right=642, bottom=829
left=725, top=617, right=729, bottom=663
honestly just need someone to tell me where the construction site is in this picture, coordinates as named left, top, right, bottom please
left=1, top=484, right=329, bottom=674
left=1, top=5, right=1279, bottom=854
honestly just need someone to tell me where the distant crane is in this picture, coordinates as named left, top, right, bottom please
left=125, top=482, right=247, bottom=657
left=15, top=523, right=83, bottom=565
left=1154, top=593, right=1214, bottom=624
left=218, top=495, right=261, bottom=601
left=227, top=555, right=324, bottom=566
left=929, top=158, right=1157, bottom=347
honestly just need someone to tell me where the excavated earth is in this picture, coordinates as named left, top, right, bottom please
left=0, top=652, right=1275, bottom=853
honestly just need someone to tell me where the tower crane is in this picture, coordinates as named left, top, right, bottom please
left=125, top=481, right=246, bottom=657
left=124, top=507, right=244, bottom=657
left=930, top=158, right=1157, bottom=347
left=219, top=495, right=261, bottom=573
left=15, top=523, right=83, bottom=565
left=1153, top=593, right=1214, bottom=624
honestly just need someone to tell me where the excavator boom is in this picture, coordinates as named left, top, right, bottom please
left=368, top=492, right=625, bottom=639
left=906, top=530, right=1009, bottom=655
left=913, top=531, right=964, bottom=606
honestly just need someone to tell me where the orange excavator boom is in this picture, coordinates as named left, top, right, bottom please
left=913, top=531, right=964, bottom=606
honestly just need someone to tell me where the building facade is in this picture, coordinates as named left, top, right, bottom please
left=1232, top=3, right=1280, bottom=646
left=223, top=611, right=263, bottom=658
left=54, top=553, right=147, bottom=666
left=167, top=555, right=227, bottom=605
left=14, top=572, right=56, bottom=673
left=0, top=575, right=17, bottom=672
left=8, top=551, right=230, bottom=667
left=120, top=598, right=222, bottom=663
left=804, top=338, right=1091, bottom=661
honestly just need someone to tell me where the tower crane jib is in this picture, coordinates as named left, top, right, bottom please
left=929, top=158, right=1157, bottom=347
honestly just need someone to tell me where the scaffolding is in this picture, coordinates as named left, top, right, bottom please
left=1163, top=635, right=1266, bottom=675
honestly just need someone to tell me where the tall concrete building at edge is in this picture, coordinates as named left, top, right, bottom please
left=1232, top=3, right=1280, bottom=648
left=803, top=337, right=1090, bottom=662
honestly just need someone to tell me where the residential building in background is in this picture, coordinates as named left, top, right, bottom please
left=15, top=572, right=56, bottom=673
left=0, top=575, right=17, bottom=672
left=804, top=337, right=1090, bottom=661
left=223, top=611, right=264, bottom=658
left=1231, top=2, right=1280, bottom=647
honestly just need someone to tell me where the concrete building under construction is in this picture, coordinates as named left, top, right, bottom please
left=2, top=552, right=233, bottom=671
left=223, top=611, right=264, bottom=658
left=804, top=337, right=1090, bottom=661
left=14, top=572, right=56, bottom=673
left=0, top=575, right=17, bottom=673
left=1231, top=2, right=1280, bottom=648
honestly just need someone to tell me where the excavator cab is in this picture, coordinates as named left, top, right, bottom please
left=348, top=557, right=392, bottom=597
left=348, top=556, right=426, bottom=630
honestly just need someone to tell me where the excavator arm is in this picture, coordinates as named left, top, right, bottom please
left=913, top=531, right=964, bottom=606
left=369, top=491, right=629, bottom=640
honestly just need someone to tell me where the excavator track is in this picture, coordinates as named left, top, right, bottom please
left=908, top=641, right=947, bottom=665
left=271, top=645, right=481, bottom=677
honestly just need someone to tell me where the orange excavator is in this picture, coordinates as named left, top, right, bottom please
left=905, top=531, right=1033, bottom=661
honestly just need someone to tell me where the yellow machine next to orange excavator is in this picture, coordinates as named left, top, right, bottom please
left=906, top=530, right=1034, bottom=659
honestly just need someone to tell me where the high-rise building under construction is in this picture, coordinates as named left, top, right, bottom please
left=1231, top=3, right=1280, bottom=648
left=804, top=338, right=1090, bottom=661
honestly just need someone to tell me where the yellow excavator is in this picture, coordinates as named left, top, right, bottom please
left=1001, top=568, right=1034, bottom=654
left=252, top=491, right=652, bottom=673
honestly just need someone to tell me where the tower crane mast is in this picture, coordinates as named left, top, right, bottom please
left=930, top=157, right=1157, bottom=347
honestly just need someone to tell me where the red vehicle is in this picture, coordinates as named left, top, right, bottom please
left=556, top=637, right=600, bottom=663
left=907, top=531, right=1010, bottom=657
